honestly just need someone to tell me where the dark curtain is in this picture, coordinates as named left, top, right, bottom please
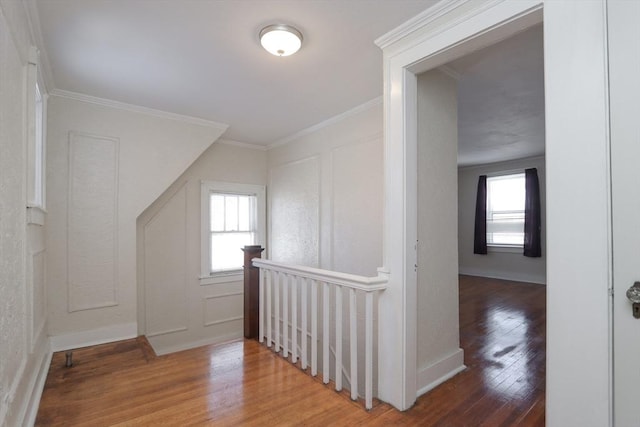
left=473, top=175, right=488, bottom=254
left=524, top=168, right=542, bottom=257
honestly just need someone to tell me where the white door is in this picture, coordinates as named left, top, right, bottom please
left=610, top=0, right=640, bottom=425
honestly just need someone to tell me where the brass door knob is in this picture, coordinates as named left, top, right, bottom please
left=626, top=282, right=640, bottom=318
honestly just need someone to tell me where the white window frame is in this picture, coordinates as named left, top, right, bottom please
left=486, top=171, right=525, bottom=251
left=200, top=181, right=266, bottom=285
left=26, top=46, right=47, bottom=224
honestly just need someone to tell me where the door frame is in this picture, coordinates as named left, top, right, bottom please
left=376, top=0, right=613, bottom=425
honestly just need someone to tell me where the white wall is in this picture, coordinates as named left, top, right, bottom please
left=137, top=141, right=267, bottom=355
left=267, top=100, right=384, bottom=396
left=416, top=70, right=464, bottom=394
left=46, top=95, right=227, bottom=346
left=0, top=2, right=51, bottom=425
left=458, top=156, right=546, bottom=284
left=544, top=1, right=611, bottom=425
left=268, top=100, right=383, bottom=276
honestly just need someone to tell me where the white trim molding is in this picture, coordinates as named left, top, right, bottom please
left=153, top=333, right=243, bottom=356
left=199, top=181, right=266, bottom=281
left=216, top=138, right=268, bottom=151
left=67, top=131, right=119, bottom=313
left=26, top=206, right=46, bottom=226
left=50, top=89, right=229, bottom=131
left=21, top=342, right=52, bottom=427
left=458, top=268, right=545, bottom=285
left=269, top=97, right=382, bottom=149
left=2, top=333, right=52, bottom=427
left=417, top=349, right=465, bottom=397
left=23, top=0, right=54, bottom=92
left=374, top=0, right=471, bottom=49
left=377, top=0, right=543, bottom=411
left=50, top=322, right=138, bottom=352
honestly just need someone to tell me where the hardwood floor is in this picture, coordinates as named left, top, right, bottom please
left=36, top=275, right=545, bottom=426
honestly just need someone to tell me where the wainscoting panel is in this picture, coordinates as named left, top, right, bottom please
left=31, top=249, right=46, bottom=352
left=143, top=184, right=188, bottom=338
left=331, top=136, right=383, bottom=276
left=203, top=292, right=243, bottom=327
left=269, top=156, right=320, bottom=267
left=67, top=132, right=119, bottom=312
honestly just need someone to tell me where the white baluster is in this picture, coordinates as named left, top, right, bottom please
left=349, top=288, right=358, bottom=401
left=274, top=271, right=280, bottom=352
left=365, top=291, right=373, bottom=410
left=250, top=260, right=386, bottom=410
left=259, top=267, right=264, bottom=343
left=335, top=285, right=342, bottom=391
left=311, top=279, right=318, bottom=376
left=301, top=278, right=308, bottom=370
left=291, top=275, right=298, bottom=363
left=282, top=273, right=288, bottom=358
left=323, top=282, right=330, bottom=384
left=266, top=269, right=272, bottom=348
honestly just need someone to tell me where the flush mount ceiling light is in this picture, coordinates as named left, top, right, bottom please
left=259, top=24, right=303, bottom=57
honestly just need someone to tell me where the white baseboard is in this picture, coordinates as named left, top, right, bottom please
left=2, top=333, right=52, bottom=427
left=417, top=348, right=465, bottom=397
left=458, top=267, right=546, bottom=285
left=50, top=322, right=138, bottom=352
left=22, top=342, right=52, bottom=427
left=151, top=331, right=243, bottom=356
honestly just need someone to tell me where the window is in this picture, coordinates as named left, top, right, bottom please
left=34, top=82, right=44, bottom=206
left=486, top=173, right=525, bottom=246
left=27, top=47, right=46, bottom=225
left=200, top=181, right=265, bottom=284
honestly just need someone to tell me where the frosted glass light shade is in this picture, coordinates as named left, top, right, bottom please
left=260, top=24, right=302, bottom=57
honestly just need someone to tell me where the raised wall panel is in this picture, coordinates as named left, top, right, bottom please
left=143, top=184, right=188, bottom=337
left=31, top=249, right=46, bottom=351
left=332, top=137, right=383, bottom=276
left=67, top=132, right=119, bottom=312
left=203, top=292, right=243, bottom=327
left=270, top=157, right=320, bottom=267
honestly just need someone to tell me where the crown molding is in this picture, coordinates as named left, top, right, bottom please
left=269, top=96, right=382, bottom=150
left=216, top=138, right=268, bottom=151
left=50, top=89, right=229, bottom=131
left=374, top=0, right=470, bottom=50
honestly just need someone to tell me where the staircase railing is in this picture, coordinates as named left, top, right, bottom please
left=252, top=259, right=388, bottom=409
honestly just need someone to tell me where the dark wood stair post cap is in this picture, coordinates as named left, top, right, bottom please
left=242, top=245, right=265, bottom=339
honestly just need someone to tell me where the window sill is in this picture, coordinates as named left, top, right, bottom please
left=26, top=206, right=46, bottom=226
left=199, top=272, right=243, bottom=286
left=487, top=244, right=523, bottom=254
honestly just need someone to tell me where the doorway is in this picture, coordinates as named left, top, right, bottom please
left=412, top=23, right=547, bottom=419
left=377, top=1, right=613, bottom=424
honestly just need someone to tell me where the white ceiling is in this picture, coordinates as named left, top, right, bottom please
left=33, top=1, right=545, bottom=164
left=448, top=24, right=545, bottom=166
left=34, top=0, right=438, bottom=145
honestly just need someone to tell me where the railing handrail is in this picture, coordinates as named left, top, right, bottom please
left=253, top=259, right=388, bottom=292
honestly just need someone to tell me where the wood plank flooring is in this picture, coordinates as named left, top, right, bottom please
left=36, top=275, right=545, bottom=426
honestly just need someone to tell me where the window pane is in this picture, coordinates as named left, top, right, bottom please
left=488, top=174, right=525, bottom=212
left=238, top=196, right=251, bottom=231
left=210, top=194, right=225, bottom=231
left=488, top=233, right=524, bottom=245
left=35, top=83, right=43, bottom=206
left=210, top=232, right=255, bottom=271
left=225, top=196, right=238, bottom=231
left=487, top=173, right=525, bottom=245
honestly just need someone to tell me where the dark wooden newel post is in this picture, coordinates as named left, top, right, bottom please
left=242, top=245, right=265, bottom=339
